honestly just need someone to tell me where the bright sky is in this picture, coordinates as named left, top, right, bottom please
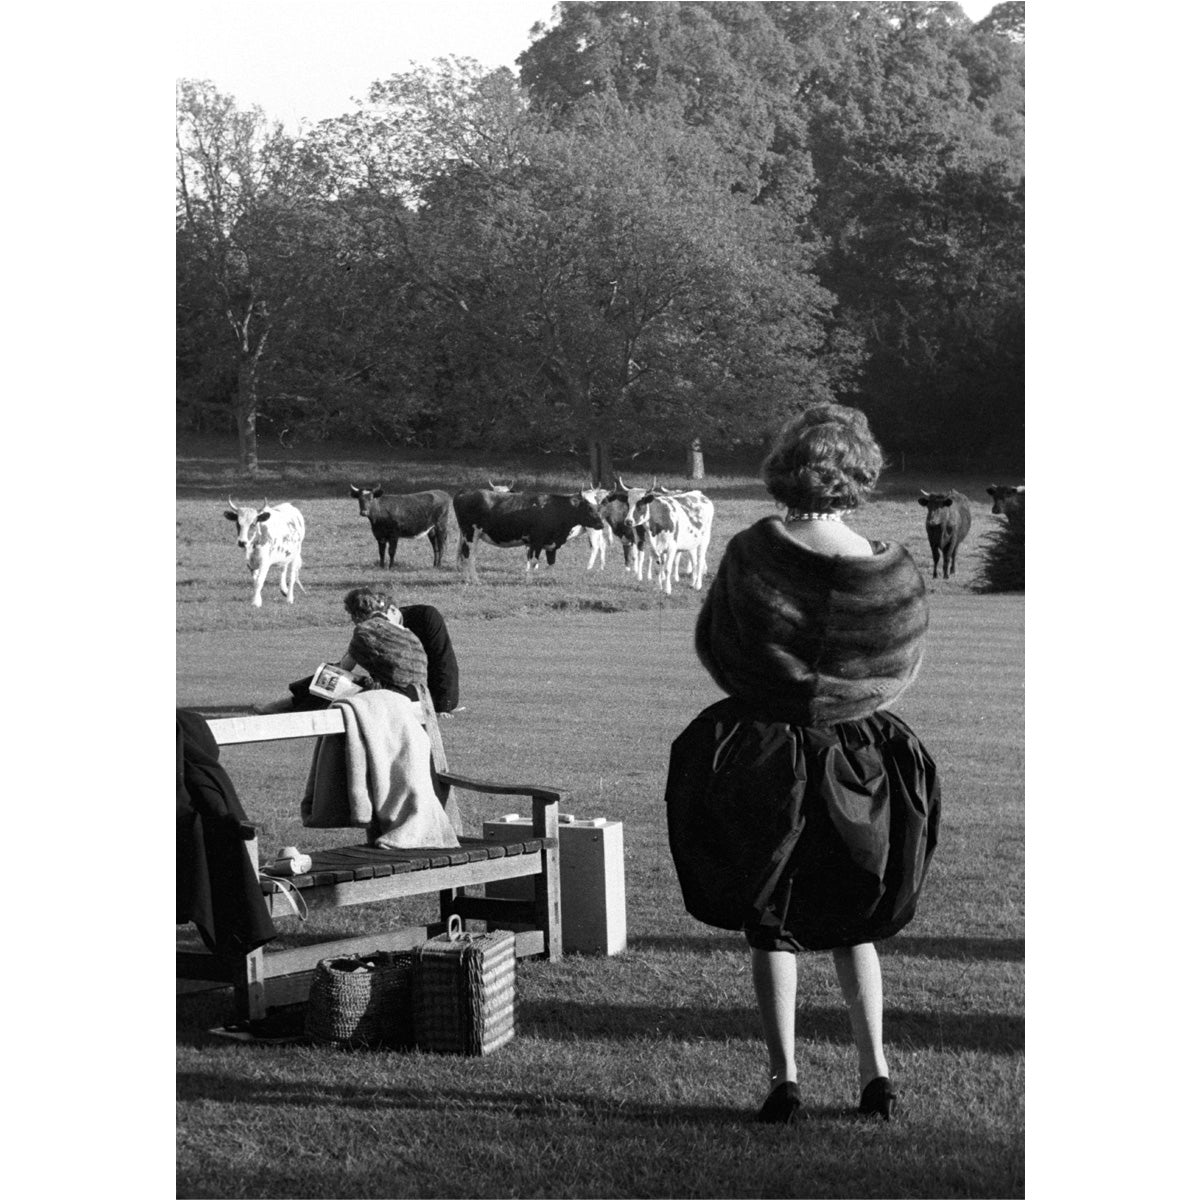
left=178, top=0, right=1005, bottom=129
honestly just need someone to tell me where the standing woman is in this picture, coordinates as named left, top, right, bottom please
left=665, top=403, right=940, bottom=1123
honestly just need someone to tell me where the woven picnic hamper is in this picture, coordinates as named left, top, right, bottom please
left=305, top=951, right=414, bottom=1049
left=413, top=916, right=516, bottom=1056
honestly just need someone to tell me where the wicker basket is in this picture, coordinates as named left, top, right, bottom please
left=305, top=951, right=415, bottom=1049
left=413, top=916, right=516, bottom=1056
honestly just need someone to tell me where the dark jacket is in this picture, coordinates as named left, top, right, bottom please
left=176, top=709, right=275, bottom=956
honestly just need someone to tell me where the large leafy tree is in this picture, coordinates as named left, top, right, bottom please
left=422, top=98, right=844, bottom=480
left=785, top=2, right=1024, bottom=457
left=177, top=80, right=324, bottom=471
left=519, top=2, right=1025, bottom=460
left=308, top=63, right=848, bottom=481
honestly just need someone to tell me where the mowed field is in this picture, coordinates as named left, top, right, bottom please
left=177, top=457, right=1023, bottom=1199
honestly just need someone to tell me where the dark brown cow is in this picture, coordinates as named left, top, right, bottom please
left=917, top=490, right=972, bottom=579
left=349, top=485, right=452, bottom=568
left=986, top=484, right=1025, bottom=518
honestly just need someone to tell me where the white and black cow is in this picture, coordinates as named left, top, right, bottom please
left=918, top=489, right=972, bottom=579
left=453, top=488, right=605, bottom=581
left=223, top=498, right=306, bottom=607
left=631, top=486, right=715, bottom=595
left=595, top=477, right=648, bottom=575
left=349, top=484, right=453, bottom=568
left=986, top=484, right=1025, bottom=518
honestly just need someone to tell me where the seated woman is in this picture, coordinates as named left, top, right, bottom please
left=298, top=587, right=462, bottom=834
left=257, top=588, right=461, bottom=715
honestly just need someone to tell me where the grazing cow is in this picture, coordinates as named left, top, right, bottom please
left=986, top=484, right=1025, bottom=518
left=348, top=484, right=453, bottom=568
left=917, top=489, right=972, bottom=579
left=631, top=486, right=715, bottom=595
left=453, top=488, right=605, bottom=581
left=223, top=498, right=306, bottom=607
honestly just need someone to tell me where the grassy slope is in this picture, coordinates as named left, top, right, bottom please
left=177, top=462, right=1023, bottom=1200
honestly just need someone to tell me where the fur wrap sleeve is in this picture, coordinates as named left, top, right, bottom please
left=695, top=516, right=928, bottom=726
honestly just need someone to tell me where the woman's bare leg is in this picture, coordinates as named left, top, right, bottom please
left=751, top=948, right=798, bottom=1088
left=831, top=942, right=889, bottom=1089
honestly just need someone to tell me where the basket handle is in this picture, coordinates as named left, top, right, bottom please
left=445, top=913, right=465, bottom=940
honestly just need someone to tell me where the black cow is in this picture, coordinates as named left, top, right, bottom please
left=918, top=489, right=972, bottom=579
left=453, top=488, right=605, bottom=581
left=986, top=484, right=1025, bottom=518
left=349, top=485, right=453, bottom=568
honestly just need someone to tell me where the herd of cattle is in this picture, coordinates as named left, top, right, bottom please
left=221, top=480, right=1023, bottom=605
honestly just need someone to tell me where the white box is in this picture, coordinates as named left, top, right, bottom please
left=483, top=814, right=627, bottom=956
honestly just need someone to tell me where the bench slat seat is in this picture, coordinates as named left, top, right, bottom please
left=260, top=836, right=554, bottom=893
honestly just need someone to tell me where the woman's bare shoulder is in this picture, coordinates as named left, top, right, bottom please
left=780, top=519, right=875, bottom=558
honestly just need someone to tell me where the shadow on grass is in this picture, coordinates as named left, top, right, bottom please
left=629, top=933, right=748, bottom=953
left=179, top=703, right=258, bottom=717
left=175, top=1071, right=846, bottom=1127
left=518, top=1000, right=1022, bottom=1054
left=628, top=933, right=1024, bottom=962
left=883, top=935, right=1025, bottom=962
left=177, top=994, right=1020, bottom=1055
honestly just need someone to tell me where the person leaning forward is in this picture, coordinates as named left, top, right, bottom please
left=257, top=587, right=461, bottom=715
left=262, top=586, right=463, bottom=834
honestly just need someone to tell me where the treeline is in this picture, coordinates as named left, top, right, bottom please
left=177, top=1, right=1024, bottom=478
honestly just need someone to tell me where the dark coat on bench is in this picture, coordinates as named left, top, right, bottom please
left=176, top=709, right=276, bottom=956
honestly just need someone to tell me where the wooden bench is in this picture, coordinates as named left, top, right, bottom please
left=177, top=708, right=565, bottom=1021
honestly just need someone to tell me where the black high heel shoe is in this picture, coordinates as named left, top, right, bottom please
left=857, top=1076, right=898, bottom=1120
left=756, top=1081, right=803, bottom=1124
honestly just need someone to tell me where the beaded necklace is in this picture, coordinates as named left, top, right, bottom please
left=786, top=509, right=845, bottom=522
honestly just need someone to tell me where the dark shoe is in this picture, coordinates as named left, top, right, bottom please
left=857, top=1076, right=898, bottom=1120
left=756, top=1081, right=802, bottom=1124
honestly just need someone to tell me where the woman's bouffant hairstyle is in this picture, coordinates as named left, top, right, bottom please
left=343, top=587, right=397, bottom=624
left=761, top=403, right=883, bottom=512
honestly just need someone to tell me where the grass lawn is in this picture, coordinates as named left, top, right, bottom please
left=177, top=458, right=1023, bottom=1198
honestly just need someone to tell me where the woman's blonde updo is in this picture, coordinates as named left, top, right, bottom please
left=761, top=403, right=883, bottom=512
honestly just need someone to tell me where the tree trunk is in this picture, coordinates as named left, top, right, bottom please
left=687, top=437, right=705, bottom=480
left=588, top=437, right=613, bottom=488
left=236, top=359, right=260, bottom=475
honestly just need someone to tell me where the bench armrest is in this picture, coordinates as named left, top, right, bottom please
left=435, top=772, right=567, bottom=840
left=435, top=772, right=569, bottom=806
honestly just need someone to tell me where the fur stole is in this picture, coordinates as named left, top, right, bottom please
left=348, top=614, right=429, bottom=694
left=695, top=516, right=928, bottom=726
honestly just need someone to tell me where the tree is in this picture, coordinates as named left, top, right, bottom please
left=976, top=2, right=1025, bottom=43
left=307, top=63, right=848, bottom=481
left=518, top=2, right=1025, bottom=461
left=425, top=98, right=845, bottom=481
left=785, top=3, right=1024, bottom=455
left=176, top=80, right=317, bottom=472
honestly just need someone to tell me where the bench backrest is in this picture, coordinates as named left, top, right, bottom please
left=208, top=709, right=349, bottom=746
